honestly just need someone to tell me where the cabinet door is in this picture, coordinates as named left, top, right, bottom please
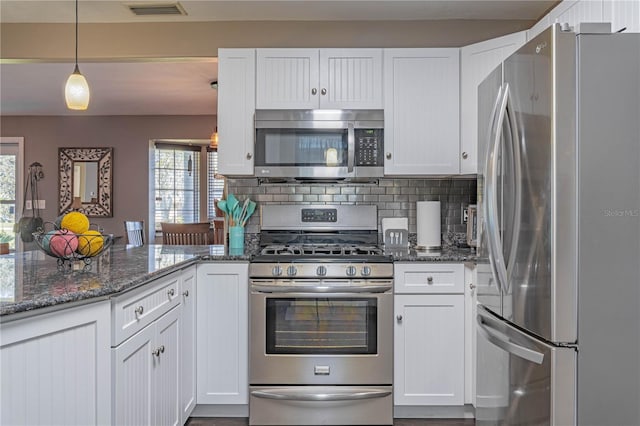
left=394, top=294, right=464, bottom=406
left=319, top=49, right=383, bottom=109
left=196, top=262, right=249, bottom=405
left=179, top=269, right=197, bottom=423
left=0, top=301, right=111, bottom=426
left=113, top=321, right=155, bottom=426
left=256, top=49, right=319, bottom=109
left=218, top=49, right=256, bottom=176
left=463, top=265, right=477, bottom=405
left=153, top=307, right=180, bottom=426
left=604, top=0, right=640, bottom=33
left=460, top=32, right=526, bottom=174
left=384, top=49, right=460, bottom=175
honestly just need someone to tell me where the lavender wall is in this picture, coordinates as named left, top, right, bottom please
left=1, top=115, right=215, bottom=243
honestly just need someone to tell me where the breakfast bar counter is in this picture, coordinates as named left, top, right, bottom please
left=0, top=244, right=252, bottom=318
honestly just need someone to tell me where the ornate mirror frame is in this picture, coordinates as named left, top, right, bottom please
left=59, top=147, right=113, bottom=217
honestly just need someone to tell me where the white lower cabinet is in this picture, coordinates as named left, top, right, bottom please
left=113, top=306, right=181, bottom=426
left=394, top=263, right=465, bottom=407
left=196, top=262, right=249, bottom=405
left=179, top=268, right=197, bottom=423
left=0, top=301, right=111, bottom=426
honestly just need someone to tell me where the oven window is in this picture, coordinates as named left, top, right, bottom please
left=265, top=298, right=377, bottom=355
left=257, top=129, right=348, bottom=167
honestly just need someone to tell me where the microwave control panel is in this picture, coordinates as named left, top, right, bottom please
left=355, top=129, right=384, bottom=166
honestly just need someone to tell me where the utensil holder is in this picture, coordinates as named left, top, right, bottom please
left=229, top=226, right=244, bottom=254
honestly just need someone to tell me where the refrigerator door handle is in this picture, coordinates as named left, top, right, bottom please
left=477, top=311, right=545, bottom=365
left=484, top=83, right=510, bottom=296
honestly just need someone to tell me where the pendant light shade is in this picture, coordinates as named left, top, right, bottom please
left=65, top=0, right=90, bottom=110
left=65, top=65, right=90, bottom=110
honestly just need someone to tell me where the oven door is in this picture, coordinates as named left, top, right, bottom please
left=249, top=279, right=393, bottom=385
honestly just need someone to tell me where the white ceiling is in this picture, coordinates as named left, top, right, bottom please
left=0, top=1, right=556, bottom=116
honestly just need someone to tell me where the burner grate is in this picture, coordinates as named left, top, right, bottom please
left=260, top=244, right=383, bottom=257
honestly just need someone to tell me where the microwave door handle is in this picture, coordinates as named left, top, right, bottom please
left=347, top=122, right=355, bottom=173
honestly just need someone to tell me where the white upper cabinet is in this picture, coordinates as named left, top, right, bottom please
left=217, top=48, right=256, bottom=176
left=604, top=0, right=640, bottom=32
left=383, top=48, right=460, bottom=175
left=256, top=48, right=383, bottom=110
left=460, top=31, right=527, bottom=174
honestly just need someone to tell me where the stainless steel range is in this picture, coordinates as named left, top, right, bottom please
left=249, top=204, right=393, bottom=426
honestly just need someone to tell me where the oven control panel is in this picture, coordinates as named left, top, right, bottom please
left=301, top=208, right=337, bottom=223
left=250, top=262, right=394, bottom=279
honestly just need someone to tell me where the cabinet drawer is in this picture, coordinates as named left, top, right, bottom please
left=394, top=263, right=464, bottom=294
left=112, top=272, right=181, bottom=346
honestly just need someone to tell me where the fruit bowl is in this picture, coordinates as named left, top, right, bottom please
left=32, top=222, right=113, bottom=269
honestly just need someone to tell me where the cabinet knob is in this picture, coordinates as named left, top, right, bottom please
left=183, top=290, right=189, bottom=297
left=427, top=276, right=433, bottom=283
left=246, top=152, right=253, bottom=160
left=386, top=152, right=392, bottom=160
left=167, top=288, right=175, bottom=297
left=396, top=315, right=403, bottom=322
left=159, top=345, right=165, bottom=354
left=321, top=88, right=327, bottom=95
left=311, top=88, right=318, bottom=95
left=469, top=283, right=476, bottom=290
left=152, top=348, right=161, bottom=357
left=462, top=151, right=468, bottom=159
left=135, top=305, right=144, bottom=315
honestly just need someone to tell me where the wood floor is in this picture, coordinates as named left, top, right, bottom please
left=187, top=418, right=475, bottom=426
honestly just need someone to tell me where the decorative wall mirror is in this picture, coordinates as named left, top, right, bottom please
left=59, top=147, right=113, bottom=217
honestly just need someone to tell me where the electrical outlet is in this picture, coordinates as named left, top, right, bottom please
left=25, top=200, right=32, bottom=210
left=462, top=207, right=469, bottom=224
left=25, top=200, right=45, bottom=210
left=37, top=200, right=45, bottom=209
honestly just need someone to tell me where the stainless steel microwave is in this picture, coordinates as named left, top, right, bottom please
left=254, top=109, right=384, bottom=180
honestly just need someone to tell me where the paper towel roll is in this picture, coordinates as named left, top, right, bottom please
left=417, top=201, right=441, bottom=249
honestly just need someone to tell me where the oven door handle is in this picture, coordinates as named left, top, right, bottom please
left=251, top=284, right=393, bottom=294
left=251, top=388, right=391, bottom=402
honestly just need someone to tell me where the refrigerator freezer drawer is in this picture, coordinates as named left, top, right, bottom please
left=475, top=306, right=576, bottom=426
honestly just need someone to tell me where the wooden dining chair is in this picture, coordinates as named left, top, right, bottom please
left=124, top=221, right=145, bottom=246
left=160, top=222, right=211, bottom=245
left=213, top=218, right=224, bottom=245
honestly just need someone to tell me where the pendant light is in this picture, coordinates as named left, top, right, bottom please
left=210, top=127, right=219, bottom=149
left=65, top=0, right=90, bottom=110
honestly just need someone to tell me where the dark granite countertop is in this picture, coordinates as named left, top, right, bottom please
left=0, top=241, right=475, bottom=319
left=387, top=245, right=477, bottom=262
left=0, top=244, right=253, bottom=319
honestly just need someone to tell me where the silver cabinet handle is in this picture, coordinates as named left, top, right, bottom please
left=159, top=345, right=165, bottom=354
left=167, top=288, right=175, bottom=297
left=396, top=315, right=403, bottom=322
left=152, top=348, right=161, bottom=357
left=311, top=88, right=317, bottom=95
left=246, top=152, right=253, bottom=160
left=320, top=88, right=327, bottom=95
left=182, top=290, right=189, bottom=297
left=462, top=151, right=468, bottom=159
left=135, top=306, right=144, bottom=315
left=427, top=276, right=433, bottom=283
left=386, top=152, right=392, bottom=160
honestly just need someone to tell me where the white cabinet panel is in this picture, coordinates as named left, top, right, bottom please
left=549, top=0, right=604, bottom=29
left=527, top=15, right=552, bottom=40
left=394, top=294, right=465, bottom=406
left=463, top=264, right=477, bottom=405
left=0, top=301, right=111, bottom=426
left=384, top=48, right=460, bottom=175
left=460, top=31, right=527, bottom=174
left=179, top=268, right=197, bottom=423
left=218, top=49, right=256, bottom=176
left=395, top=263, right=464, bottom=294
left=256, top=48, right=382, bottom=110
left=154, top=308, right=180, bottom=426
left=196, top=262, right=249, bottom=405
left=604, top=0, right=640, bottom=32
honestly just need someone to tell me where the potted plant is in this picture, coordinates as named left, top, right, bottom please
left=0, top=231, right=13, bottom=255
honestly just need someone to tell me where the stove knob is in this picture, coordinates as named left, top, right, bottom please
left=316, top=266, right=327, bottom=277
left=271, top=265, right=283, bottom=277
left=361, top=266, right=372, bottom=277
left=346, top=266, right=357, bottom=277
left=287, top=265, right=298, bottom=277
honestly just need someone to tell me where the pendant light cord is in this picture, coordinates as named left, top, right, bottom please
left=74, top=0, right=79, bottom=69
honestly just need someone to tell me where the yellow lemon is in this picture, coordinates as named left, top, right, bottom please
left=61, top=211, right=90, bottom=234
left=77, top=230, right=104, bottom=256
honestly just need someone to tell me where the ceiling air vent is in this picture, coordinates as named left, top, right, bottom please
left=127, top=2, right=187, bottom=16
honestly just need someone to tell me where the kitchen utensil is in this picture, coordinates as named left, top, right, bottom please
left=241, top=200, right=256, bottom=226
left=217, top=200, right=228, bottom=215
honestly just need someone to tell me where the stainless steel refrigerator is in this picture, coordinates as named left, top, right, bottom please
left=475, top=23, right=640, bottom=426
